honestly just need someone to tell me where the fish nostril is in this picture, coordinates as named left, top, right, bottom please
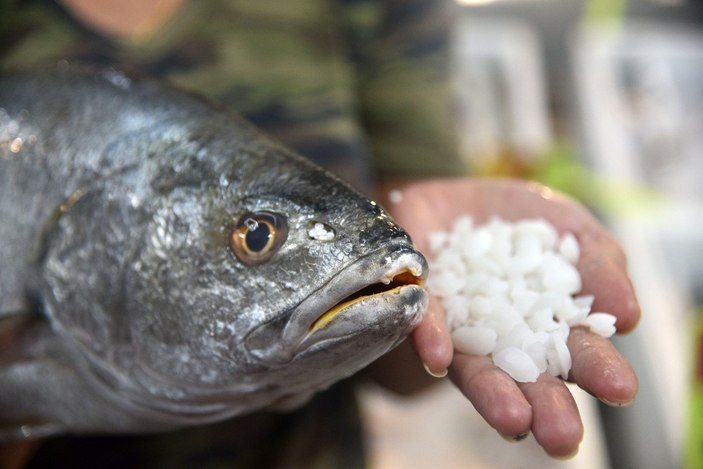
left=307, top=221, right=336, bottom=242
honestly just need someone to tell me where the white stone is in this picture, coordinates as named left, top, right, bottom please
left=582, top=312, right=617, bottom=338
left=559, top=232, right=580, bottom=264
left=493, top=347, right=541, bottom=382
left=451, top=326, right=497, bottom=356
left=427, top=215, right=617, bottom=383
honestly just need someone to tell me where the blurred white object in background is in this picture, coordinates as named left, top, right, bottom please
left=452, top=16, right=552, bottom=170
left=571, top=20, right=703, bottom=469
left=572, top=21, right=703, bottom=287
left=359, top=380, right=609, bottom=469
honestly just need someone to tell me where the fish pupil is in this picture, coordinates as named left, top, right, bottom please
left=230, top=211, right=288, bottom=265
left=246, top=223, right=271, bottom=252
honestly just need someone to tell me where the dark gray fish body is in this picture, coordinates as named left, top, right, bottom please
left=0, top=69, right=427, bottom=439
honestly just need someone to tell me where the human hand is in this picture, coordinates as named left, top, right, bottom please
left=382, top=177, right=640, bottom=458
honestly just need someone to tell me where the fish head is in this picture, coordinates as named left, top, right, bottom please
left=132, top=144, right=428, bottom=415
left=227, top=170, right=429, bottom=402
left=40, top=123, right=428, bottom=419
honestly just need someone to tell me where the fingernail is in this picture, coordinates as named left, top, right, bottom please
left=599, top=397, right=634, bottom=407
left=500, top=431, right=530, bottom=442
left=552, top=447, right=580, bottom=460
left=423, top=362, right=448, bottom=378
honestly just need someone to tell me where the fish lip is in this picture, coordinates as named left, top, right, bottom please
left=244, top=239, right=428, bottom=364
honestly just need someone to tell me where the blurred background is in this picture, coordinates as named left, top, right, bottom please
left=358, top=1, right=703, bottom=468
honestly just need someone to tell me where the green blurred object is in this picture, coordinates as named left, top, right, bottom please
left=531, top=139, right=665, bottom=217
left=685, top=307, right=703, bottom=469
left=468, top=138, right=665, bottom=218
left=583, top=0, right=628, bottom=27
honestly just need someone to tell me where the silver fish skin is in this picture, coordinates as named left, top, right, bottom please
left=0, top=68, right=428, bottom=439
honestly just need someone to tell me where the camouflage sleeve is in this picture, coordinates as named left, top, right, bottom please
left=341, top=0, right=467, bottom=179
left=0, top=0, right=466, bottom=186
left=0, top=0, right=374, bottom=189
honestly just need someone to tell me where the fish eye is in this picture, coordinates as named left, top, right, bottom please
left=230, top=211, right=288, bottom=265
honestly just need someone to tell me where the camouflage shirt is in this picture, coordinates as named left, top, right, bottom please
left=1, top=0, right=465, bottom=192
left=1, top=0, right=464, bottom=467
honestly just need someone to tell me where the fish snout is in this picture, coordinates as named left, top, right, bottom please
left=243, top=242, right=428, bottom=366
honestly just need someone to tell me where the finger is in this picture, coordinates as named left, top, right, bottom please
left=576, top=231, right=641, bottom=333
left=410, top=296, right=453, bottom=376
left=487, top=180, right=638, bottom=328
left=519, top=374, right=584, bottom=458
left=568, top=327, right=638, bottom=406
left=449, top=353, right=532, bottom=438
left=520, top=185, right=641, bottom=334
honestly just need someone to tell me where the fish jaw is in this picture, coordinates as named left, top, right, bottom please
left=243, top=240, right=428, bottom=365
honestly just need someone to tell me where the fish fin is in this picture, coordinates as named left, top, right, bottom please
left=0, top=301, right=37, bottom=320
left=0, top=313, right=64, bottom=441
left=0, top=421, right=61, bottom=442
left=267, top=390, right=316, bottom=412
left=0, top=310, right=27, bottom=320
left=0, top=314, right=40, bottom=362
left=0, top=306, right=40, bottom=319
left=0, top=316, right=68, bottom=441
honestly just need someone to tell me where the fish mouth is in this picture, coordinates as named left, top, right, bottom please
left=307, top=268, right=424, bottom=335
left=244, top=241, right=428, bottom=364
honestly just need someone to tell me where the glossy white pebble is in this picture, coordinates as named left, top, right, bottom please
left=559, top=233, right=580, bottom=264
left=583, top=312, right=617, bottom=338
left=429, top=216, right=618, bottom=384
left=493, top=347, right=541, bottom=382
left=451, top=326, right=497, bottom=356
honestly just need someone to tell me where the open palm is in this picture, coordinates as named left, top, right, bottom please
left=386, top=178, right=640, bottom=458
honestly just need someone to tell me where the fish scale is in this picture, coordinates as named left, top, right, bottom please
left=0, top=67, right=427, bottom=439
